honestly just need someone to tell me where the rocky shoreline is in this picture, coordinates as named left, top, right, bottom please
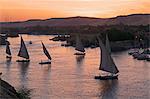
left=0, top=78, right=32, bottom=99
left=0, top=79, right=19, bottom=99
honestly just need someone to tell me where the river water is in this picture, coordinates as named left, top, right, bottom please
left=0, top=35, right=149, bottom=99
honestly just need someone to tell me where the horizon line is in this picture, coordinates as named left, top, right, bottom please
left=1, top=13, right=149, bottom=23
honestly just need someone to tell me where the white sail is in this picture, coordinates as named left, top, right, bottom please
left=98, top=37, right=119, bottom=74
left=41, top=42, right=51, bottom=60
left=106, top=34, right=111, bottom=54
left=18, top=36, right=30, bottom=59
left=75, top=35, right=85, bottom=52
left=6, top=42, right=11, bottom=56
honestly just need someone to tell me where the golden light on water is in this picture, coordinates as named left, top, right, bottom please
left=0, top=0, right=150, bottom=21
left=0, top=35, right=150, bottom=99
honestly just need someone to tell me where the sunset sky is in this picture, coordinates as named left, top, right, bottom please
left=0, top=0, right=150, bottom=22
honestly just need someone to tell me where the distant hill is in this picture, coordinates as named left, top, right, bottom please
left=0, top=14, right=149, bottom=28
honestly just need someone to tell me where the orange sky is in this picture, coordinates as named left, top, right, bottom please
left=0, top=0, right=150, bottom=22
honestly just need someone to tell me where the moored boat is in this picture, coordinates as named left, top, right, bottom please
left=146, top=56, right=150, bottom=61
left=128, top=49, right=139, bottom=55
left=137, top=54, right=149, bottom=60
left=132, top=49, right=150, bottom=60
left=74, top=35, right=85, bottom=55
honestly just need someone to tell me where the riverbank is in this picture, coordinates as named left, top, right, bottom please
left=0, top=79, right=19, bottom=99
left=50, top=35, right=136, bottom=52
left=0, top=79, right=32, bottom=99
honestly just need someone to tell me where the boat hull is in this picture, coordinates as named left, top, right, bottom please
left=146, top=57, right=150, bottom=61
left=6, top=56, right=12, bottom=59
left=128, top=49, right=139, bottom=55
left=74, top=52, right=85, bottom=55
left=39, top=61, right=51, bottom=65
left=16, top=60, right=30, bottom=62
left=95, top=75, right=118, bottom=80
left=136, top=54, right=149, bottom=60
left=132, top=53, right=140, bottom=59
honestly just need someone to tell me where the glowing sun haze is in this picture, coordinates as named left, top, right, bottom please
left=0, top=0, right=150, bottom=22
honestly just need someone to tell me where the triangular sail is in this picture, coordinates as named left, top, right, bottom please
left=106, top=34, right=111, bottom=54
left=75, top=35, right=85, bottom=52
left=98, top=37, right=119, bottom=74
left=6, top=42, right=11, bottom=56
left=18, top=36, right=30, bottom=59
left=41, top=42, right=51, bottom=60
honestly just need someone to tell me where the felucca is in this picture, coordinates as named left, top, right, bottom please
left=16, top=36, right=30, bottom=62
left=6, top=41, right=12, bottom=58
left=39, top=42, right=51, bottom=64
left=74, top=35, right=85, bottom=55
left=95, top=36, right=119, bottom=80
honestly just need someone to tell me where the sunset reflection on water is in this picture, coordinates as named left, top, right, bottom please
left=0, top=35, right=149, bottom=99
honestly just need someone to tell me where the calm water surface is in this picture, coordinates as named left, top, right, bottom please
left=0, top=35, right=150, bottom=99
